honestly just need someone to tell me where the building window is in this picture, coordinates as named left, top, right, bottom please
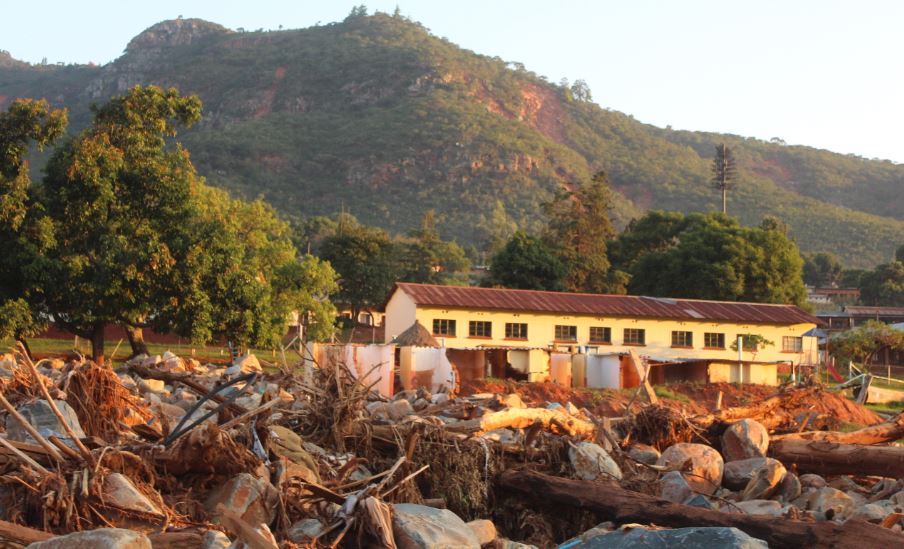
left=624, top=328, right=646, bottom=345
left=738, top=334, right=758, bottom=351
left=589, top=326, right=611, bottom=344
left=505, top=322, right=528, bottom=339
left=469, top=320, right=492, bottom=338
left=671, top=331, right=693, bottom=348
left=782, top=336, right=803, bottom=353
left=432, top=319, right=456, bottom=336
left=555, top=325, right=577, bottom=341
left=704, top=332, right=725, bottom=349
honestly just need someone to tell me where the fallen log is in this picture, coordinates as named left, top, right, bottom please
left=690, top=386, right=818, bottom=431
left=498, top=469, right=903, bottom=549
left=769, top=439, right=904, bottom=477
left=446, top=407, right=596, bottom=438
left=0, top=519, right=52, bottom=546
left=773, top=412, right=904, bottom=445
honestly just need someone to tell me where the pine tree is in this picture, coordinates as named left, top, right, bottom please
left=711, top=143, right=737, bottom=214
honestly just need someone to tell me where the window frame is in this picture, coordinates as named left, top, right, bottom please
left=782, top=336, right=803, bottom=353
left=554, top=324, right=578, bottom=342
left=704, top=332, right=726, bottom=349
left=432, top=318, right=456, bottom=337
left=624, top=328, right=646, bottom=346
left=589, top=326, right=612, bottom=344
left=505, top=322, right=528, bottom=340
left=671, top=330, right=693, bottom=348
left=468, top=320, right=492, bottom=338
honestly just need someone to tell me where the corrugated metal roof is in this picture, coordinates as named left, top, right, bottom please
left=389, top=283, right=819, bottom=326
left=844, top=306, right=904, bottom=316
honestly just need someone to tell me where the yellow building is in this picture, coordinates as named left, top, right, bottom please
left=384, top=283, right=819, bottom=385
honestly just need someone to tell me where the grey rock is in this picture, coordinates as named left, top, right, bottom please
left=466, top=519, right=496, bottom=546
left=799, top=473, right=827, bottom=490
left=741, top=459, right=786, bottom=500
left=685, top=494, right=715, bottom=509
left=722, top=457, right=772, bottom=490
left=103, top=473, right=162, bottom=515
left=569, top=442, right=622, bottom=481
left=287, top=518, right=325, bottom=543
left=806, top=487, right=855, bottom=521
left=26, top=528, right=151, bottom=548
left=659, top=471, right=693, bottom=504
left=851, top=503, right=888, bottom=523
left=7, top=400, right=86, bottom=444
left=576, top=526, right=768, bottom=548
left=721, top=419, right=769, bottom=461
left=392, top=503, right=480, bottom=549
left=201, top=531, right=232, bottom=549
left=627, top=443, right=661, bottom=465
left=657, top=443, right=723, bottom=495
left=774, top=471, right=801, bottom=503
left=733, top=499, right=784, bottom=517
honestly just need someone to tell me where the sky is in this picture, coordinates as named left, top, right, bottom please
left=2, top=1, right=902, bottom=163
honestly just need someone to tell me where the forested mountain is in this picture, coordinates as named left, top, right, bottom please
left=2, top=13, right=902, bottom=268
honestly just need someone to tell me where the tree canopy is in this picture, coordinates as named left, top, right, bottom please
left=803, top=252, right=843, bottom=287
left=858, top=261, right=904, bottom=307
left=609, top=211, right=807, bottom=305
left=830, top=320, right=904, bottom=367
left=0, top=99, right=67, bottom=342
left=484, top=231, right=565, bottom=291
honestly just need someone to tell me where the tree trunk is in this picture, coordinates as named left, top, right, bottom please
left=772, top=411, right=904, bottom=445
left=769, top=439, right=904, bottom=477
left=90, top=322, right=106, bottom=366
left=125, top=325, right=150, bottom=357
left=498, top=469, right=903, bottom=549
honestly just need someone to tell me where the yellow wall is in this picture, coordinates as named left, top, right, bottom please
left=708, top=362, right=778, bottom=385
left=385, top=289, right=817, bottom=365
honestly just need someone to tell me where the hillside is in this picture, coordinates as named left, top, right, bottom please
left=1, top=14, right=902, bottom=267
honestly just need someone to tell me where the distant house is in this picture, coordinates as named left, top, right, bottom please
left=383, top=283, right=820, bottom=384
left=818, top=306, right=904, bottom=334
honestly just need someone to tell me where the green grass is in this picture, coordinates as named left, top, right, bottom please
left=653, top=385, right=691, bottom=403
left=1, top=337, right=289, bottom=367
left=864, top=401, right=904, bottom=415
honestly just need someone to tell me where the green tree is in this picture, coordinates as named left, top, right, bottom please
left=803, top=252, right=843, bottom=287
left=0, top=99, right=67, bottom=347
left=711, top=143, right=737, bottom=214
left=39, top=86, right=203, bottom=363
left=611, top=212, right=807, bottom=305
left=319, top=221, right=396, bottom=319
left=477, top=200, right=517, bottom=260
left=858, top=261, right=904, bottom=306
left=397, top=210, right=470, bottom=284
left=543, top=171, right=620, bottom=293
left=484, top=231, right=565, bottom=290
left=830, top=320, right=904, bottom=367
left=896, top=244, right=904, bottom=263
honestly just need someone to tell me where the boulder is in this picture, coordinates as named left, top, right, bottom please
left=659, top=471, right=693, bottom=504
left=685, top=494, right=716, bottom=509
left=392, top=503, right=480, bottom=549
left=569, top=442, right=622, bottom=481
left=721, top=419, right=769, bottom=462
left=577, top=526, right=768, bottom=548
left=493, top=541, right=537, bottom=549
left=233, top=353, right=262, bottom=374
left=288, top=518, right=325, bottom=544
left=657, top=443, right=723, bottom=494
left=204, top=473, right=278, bottom=527
left=805, top=487, right=855, bottom=521
left=139, top=379, right=166, bottom=394
left=774, top=471, right=801, bottom=503
left=481, top=429, right=521, bottom=445
left=722, top=457, right=772, bottom=490
left=26, top=528, right=151, bottom=548
left=627, top=443, right=660, bottom=465
left=103, top=473, right=162, bottom=515
left=466, top=519, right=497, bottom=546
left=7, top=400, right=86, bottom=444
left=389, top=399, right=414, bottom=420
left=733, top=499, right=784, bottom=517
left=851, top=503, right=888, bottom=523
left=799, top=473, right=827, bottom=490
left=741, top=459, right=786, bottom=501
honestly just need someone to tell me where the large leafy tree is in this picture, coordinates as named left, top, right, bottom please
left=543, top=171, right=621, bottom=293
left=40, top=86, right=202, bottom=364
left=610, top=212, right=807, bottom=305
left=319, top=218, right=397, bottom=319
left=0, top=99, right=67, bottom=346
left=830, top=320, right=904, bottom=368
left=803, top=252, right=844, bottom=287
left=483, top=231, right=565, bottom=291
left=858, top=261, right=904, bottom=307
left=396, top=210, right=470, bottom=285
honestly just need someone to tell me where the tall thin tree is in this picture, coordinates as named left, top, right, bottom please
left=711, top=143, right=737, bottom=214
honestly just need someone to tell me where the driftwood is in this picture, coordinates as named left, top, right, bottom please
left=498, top=469, right=904, bottom=549
left=773, top=412, right=904, bottom=445
left=0, top=519, right=53, bottom=545
left=446, top=407, right=596, bottom=438
left=769, top=439, right=904, bottom=477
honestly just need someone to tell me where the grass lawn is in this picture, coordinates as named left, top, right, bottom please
left=1, top=337, right=294, bottom=367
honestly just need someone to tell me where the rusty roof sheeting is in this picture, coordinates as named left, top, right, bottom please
left=390, top=283, right=819, bottom=326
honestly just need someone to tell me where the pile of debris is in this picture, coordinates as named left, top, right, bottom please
left=0, top=345, right=902, bottom=548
